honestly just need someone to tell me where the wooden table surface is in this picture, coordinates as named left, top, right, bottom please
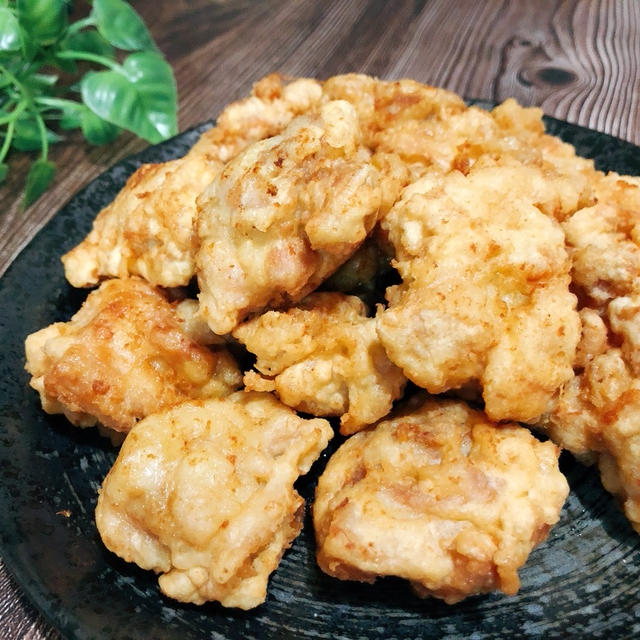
left=1, top=0, right=639, bottom=637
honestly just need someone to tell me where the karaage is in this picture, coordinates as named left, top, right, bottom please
left=96, top=392, right=333, bottom=608
left=530, top=170, right=640, bottom=531
left=24, top=278, right=241, bottom=432
left=562, top=173, right=640, bottom=310
left=322, top=74, right=467, bottom=149
left=314, top=396, right=568, bottom=603
left=534, top=173, right=640, bottom=532
left=377, top=164, right=580, bottom=422
left=323, top=75, right=595, bottom=207
left=196, top=100, right=386, bottom=334
left=537, top=341, right=640, bottom=532
left=62, top=74, right=323, bottom=288
left=234, top=292, right=406, bottom=434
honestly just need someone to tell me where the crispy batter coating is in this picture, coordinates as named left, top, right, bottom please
left=233, top=293, right=406, bottom=434
left=322, top=74, right=467, bottom=148
left=95, top=392, right=332, bottom=608
left=533, top=173, right=640, bottom=532
left=24, top=278, right=241, bottom=432
left=443, top=100, right=595, bottom=210
left=196, top=100, right=385, bottom=334
left=324, top=76, right=595, bottom=206
left=562, top=174, right=640, bottom=310
left=593, top=171, right=640, bottom=210
left=537, top=343, right=640, bottom=532
left=314, top=397, right=568, bottom=603
left=534, top=172, right=640, bottom=532
left=377, top=165, right=580, bottom=422
left=62, top=74, right=323, bottom=288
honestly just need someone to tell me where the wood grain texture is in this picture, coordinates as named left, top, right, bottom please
left=1, top=0, right=639, bottom=637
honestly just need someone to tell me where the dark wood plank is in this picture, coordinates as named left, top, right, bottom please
left=1, top=1, right=639, bottom=637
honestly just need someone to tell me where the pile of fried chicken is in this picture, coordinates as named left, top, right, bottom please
left=24, top=73, right=640, bottom=610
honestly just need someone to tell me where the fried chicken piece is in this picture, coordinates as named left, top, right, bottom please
left=532, top=170, right=640, bottom=533
left=377, top=165, right=580, bottom=422
left=234, top=293, right=406, bottom=435
left=562, top=174, right=640, bottom=310
left=314, top=397, right=568, bottom=603
left=96, top=392, right=333, bottom=608
left=24, top=278, right=241, bottom=432
left=593, top=171, right=640, bottom=210
left=196, top=100, right=386, bottom=335
left=62, top=74, right=323, bottom=288
left=322, top=74, right=467, bottom=148
left=323, top=74, right=468, bottom=183
left=381, top=101, right=592, bottom=210
left=324, top=76, right=595, bottom=209
left=481, top=99, right=597, bottom=208
left=537, top=343, right=640, bottom=532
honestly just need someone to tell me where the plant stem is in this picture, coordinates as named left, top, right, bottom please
left=35, top=96, right=82, bottom=111
left=0, top=61, right=49, bottom=160
left=0, top=62, right=26, bottom=97
left=31, top=108, right=49, bottom=161
left=0, top=99, right=27, bottom=125
left=66, top=15, right=97, bottom=35
left=56, top=50, right=120, bottom=72
left=0, top=119, right=15, bottom=164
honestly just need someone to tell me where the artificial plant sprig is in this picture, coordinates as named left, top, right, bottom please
left=0, top=0, right=177, bottom=208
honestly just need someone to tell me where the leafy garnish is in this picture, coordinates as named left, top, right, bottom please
left=81, top=51, right=176, bottom=143
left=0, top=0, right=177, bottom=208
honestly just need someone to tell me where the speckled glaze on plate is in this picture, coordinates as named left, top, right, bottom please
left=1, top=115, right=640, bottom=640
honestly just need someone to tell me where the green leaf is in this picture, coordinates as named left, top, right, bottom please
left=19, top=24, right=38, bottom=60
left=13, top=114, right=61, bottom=151
left=0, top=7, right=21, bottom=52
left=23, top=158, right=56, bottom=208
left=0, top=163, right=8, bottom=182
left=81, top=51, right=177, bottom=143
left=81, top=107, right=120, bottom=144
left=17, top=0, right=68, bottom=46
left=63, top=28, right=115, bottom=59
left=92, top=0, right=156, bottom=51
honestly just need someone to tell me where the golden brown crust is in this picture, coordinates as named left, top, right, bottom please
left=377, top=165, right=581, bottom=422
left=195, top=101, right=386, bottom=334
left=62, top=75, right=323, bottom=288
left=95, top=392, right=333, bottom=608
left=534, top=174, right=640, bottom=532
left=24, top=278, right=241, bottom=432
left=234, top=292, right=406, bottom=434
left=322, top=74, right=467, bottom=147
left=314, top=397, right=568, bottom=603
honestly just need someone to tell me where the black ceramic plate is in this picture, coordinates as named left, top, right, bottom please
left=1, top=116, right=640, bottom=640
